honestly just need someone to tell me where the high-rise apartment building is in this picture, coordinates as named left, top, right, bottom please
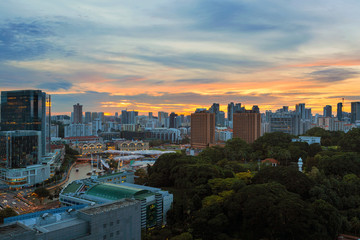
left=158, top=111, right=168, bottom=127
left=169, top=112, right=178, bottom=128
left=85, top=112, right=91, bottom=124
left=233, top=111, right=261, bottom=144
left=252, top=105, right=260, bottom=113
left=190, top=110, right=215, bottom=149
left=209, top=103, right=221, bottom=126
left=73, top=103, right=83, bottom=124
left=91, top=112, right=98, bottom=122
left=337, top=102, right=343, bottom=121
left=305, top=108, right=312, bottom=120
left=227, top=102, right=235, bottom=121
left=270, top=112, right=300, bottom=135
left=323, top=105, right=332, bottom=117
left=1, top=90, right=51, bottom=155
left=351, top=102, right=360, bottom=123
left=296, top=103, right=305, bottom=119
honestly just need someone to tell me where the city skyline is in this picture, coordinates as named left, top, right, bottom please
left=1, top=1, right=360, bottom=114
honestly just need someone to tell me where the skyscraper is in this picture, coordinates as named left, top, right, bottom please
left=323, top=105, right=332, bottom=117
left=169, top=112, right=178, bottom=128
left=351, top=102, right=360, bottom=123
left=305, top=108, right=312, bottom=120
left=252, top=105, right=260, bottom=113
left=337, top=102, right=343, bottom=121
left=233, top=111, right=261, bottom=144
left=158, top=112, right=168, bottom=127
left=227, top=102, right=234, bottom=121
left=191, top=110, right=215, bottom=149
left=73, top=103, right=83, bottom=124
left=1, top=90, right=51, bottom=155
left=295, top=103, right=305, bottom=119
left=234, top=103, right=242, bottom=113
left=209, top=103, right=220, bottom=126
left=85, top=112, right=92, bottom=124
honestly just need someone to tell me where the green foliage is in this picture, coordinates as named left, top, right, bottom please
left=0, top=207, right=18, bottom=224
left=252, top=166, right=314, bottom=198
left=148, top=153, right=196, bottom=187
left=312, top=199, right=344, bottom=239
left=170, top=232, right=193, bottom=240
left=238, top=182, right=316, bottom=240
left=35, top=187, right=50, bottom=199
left=170, top=163, right=224, bottom=188
left=198, top=146, right=225, bottom=164
left=144, top=128, right=360, bottom=239
left=339, top=128, right=360, bottom=152
left=305, top=127, right=345, bottom=146
left=224, top=138, right=250, bottom=162
left=318, top=152, right=360, bottom=177
left=208, top=178, right=245, bottom=194
left=134, top=168, right=148, bottom=185
left=149, top=139, right=165, bottom=147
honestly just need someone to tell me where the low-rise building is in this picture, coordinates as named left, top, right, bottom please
left=292, top=136, right=321, bottom=145
left=72, top=142, right=106, bottom=155
left=59, top=177, right=173, bottom=229
left=116, top=141, right=149, bottom=151
left=1, top=200, right=141, bottom=240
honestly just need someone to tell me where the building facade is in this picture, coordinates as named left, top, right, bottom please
left=1, top=90, right=51, bottom=155
left=233, top=112, right=261, bottom=144
left=351, top=102, right=360, bottom=123
left=1, top=200, right=141, bottom=240
left=190, top=110, right=215, bottom=149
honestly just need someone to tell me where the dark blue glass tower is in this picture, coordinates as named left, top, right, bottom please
left=1, top=90, right=51, bottom=155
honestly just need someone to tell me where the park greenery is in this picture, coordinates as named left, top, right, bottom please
left=0, top=207, right=17, bottom=224
left=142, top=127, right=360, bottom=240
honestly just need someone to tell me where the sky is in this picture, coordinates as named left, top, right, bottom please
left=1, top=0, right=360, bottom=115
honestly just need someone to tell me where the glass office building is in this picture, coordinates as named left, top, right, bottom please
left=0, top=131, right=41, bottom=169
left=1, top=90, right=51, bottom=155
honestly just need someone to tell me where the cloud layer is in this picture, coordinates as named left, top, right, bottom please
left=1, top=0, right=360, bottom=114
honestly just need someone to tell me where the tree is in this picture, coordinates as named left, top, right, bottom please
left=238, top=182, right=317, bottom=240
left=252, top=166, right=314, bottom=198
left=339, top=128, right=360, bottom=152
left=170, top=232, right=193, bottom=240
left=318, top=152, right=360, bottom=177
left=0, top=207, right=17, bottom=224
left=148, top=153, right=196, bottom=187
left=198, top=145, right=225, bottom=164
left=224, top=138, right=250, bottom=162
left=134, top=168, right=148, bottom=185
left=252, top=132, right=292, bottom=159
left=34, top=187, right=50, bottom=204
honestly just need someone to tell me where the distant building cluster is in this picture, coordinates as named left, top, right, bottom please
left=2, top=88, right=360, bottom=188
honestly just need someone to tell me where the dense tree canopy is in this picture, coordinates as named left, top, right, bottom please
left=144, top=128, right=360, bottom=240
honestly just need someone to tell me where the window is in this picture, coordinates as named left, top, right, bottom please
left=116, top=231, right=120, bottom=235
left=103, top=235, right=107, bottom=239
left=110, top=233, right=114, bottom=237
left=103, top=223, right=107, bottom=228
left=117, top=220, right=120, bottom=224
left=110, top=222, right=113, bottom=226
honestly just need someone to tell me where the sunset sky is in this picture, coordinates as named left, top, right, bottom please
left=1, top=0, right=360, bottom=115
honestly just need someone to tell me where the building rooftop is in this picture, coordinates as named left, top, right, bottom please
left=97, top=171, right=130, bottom=179
left=0, top=222, right=33, bottom=237
left=62, top=181, right=83, bottom=194
left=80, top=199, right=139, bottom=215
left=86, top=183, right=149, bottom=200
left=38, top=218, right=86, bottom=232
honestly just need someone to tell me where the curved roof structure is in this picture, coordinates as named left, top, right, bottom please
left=86, top=183, right=150, bottom=200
